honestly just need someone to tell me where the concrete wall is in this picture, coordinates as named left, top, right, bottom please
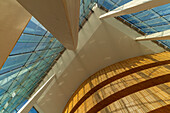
left=22, top=6, right=164, bottom=113
left=0, top=0, right=31, bottom=69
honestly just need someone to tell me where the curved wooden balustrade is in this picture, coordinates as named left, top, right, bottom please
left=63, top=52, right=170, bottom=113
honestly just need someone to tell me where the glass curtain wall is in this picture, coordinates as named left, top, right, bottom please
left=0, top=17, right=65, bottom=113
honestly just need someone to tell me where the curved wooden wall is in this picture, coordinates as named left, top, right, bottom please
left=63, top=52, right=170, bottom=113
left=148, top=105, right=170, bottom=113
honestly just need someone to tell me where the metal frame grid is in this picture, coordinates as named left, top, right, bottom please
left=80, top=0, right=170, bottom=48
left=98, top=0, right=170, bottom=48
left=79, top=0, right=96, bottom=29
left=0, top=17, right=65, bottom=113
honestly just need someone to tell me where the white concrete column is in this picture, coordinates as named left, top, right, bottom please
left=17, top=0, right=80, bottom=50
left=0, top=0, right=31, bottom=69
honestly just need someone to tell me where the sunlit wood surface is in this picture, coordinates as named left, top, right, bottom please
left=63, top=52, right=170, bottom=113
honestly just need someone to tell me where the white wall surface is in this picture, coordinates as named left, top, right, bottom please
left=23, top=7, right=164, bottom=113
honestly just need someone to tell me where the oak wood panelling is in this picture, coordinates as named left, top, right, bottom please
left=100, top=84, right=170, bottom=113
left=87, top=74, right=170, bottom=113
left=70, top=61, right=170, bottom=113
left=63, top=52, right=170, bottom=113
left=148, top=105, right=170, bottom=113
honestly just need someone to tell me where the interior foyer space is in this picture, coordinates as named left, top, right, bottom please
left=0, top=0, right=170, bottom=113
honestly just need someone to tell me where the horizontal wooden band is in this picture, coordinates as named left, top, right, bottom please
left=69, top=60, right=170, bottom=113
left=87, top=74, right=170, bottom=113
left=148, top=105, right=170, bottom=113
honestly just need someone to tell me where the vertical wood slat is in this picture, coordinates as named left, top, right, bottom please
left=100, top=65, right=170, bottom=112
left=148, top=105, right=170, bottom=113
left=70, top=62, right=170, bottom=112
left=87, top=75, right=170, bottom=113
left=63, top=52, right=170, bottom=113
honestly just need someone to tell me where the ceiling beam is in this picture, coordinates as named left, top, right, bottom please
left=0, top=0, right=31, bottom=70
left=100, top=0, right=170, bottom=19
left=135, top=29, right=170, bottom=41
left=17, top=0, right=80, bottom=50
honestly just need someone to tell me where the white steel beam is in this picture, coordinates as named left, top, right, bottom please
left=17, top=0, right=80, bottom=50
left=100, top=0, right=170, bottom=19
left=135, top=29, right=170, bottom=41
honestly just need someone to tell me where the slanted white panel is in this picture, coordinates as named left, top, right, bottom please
left=17, top=0, right=80, bottom=50
left=135, top=29, right=170, bottom=41
left=100, top=0, right=170, bottom=19
left=0, top=0, right=31, bottom=69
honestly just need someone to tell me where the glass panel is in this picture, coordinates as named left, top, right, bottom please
left=0, top=16, right=65, bottom=112
left=0, top=53, right=31, bottom=74
left=10, top=43, right=38, bottom=55
left=94, top=0, right=170, bottom=48
left=23, top=17, right=46, bottom=36
left=18, top=34, right=42, bottom=43
left=29, top=107, right=38, bottom=113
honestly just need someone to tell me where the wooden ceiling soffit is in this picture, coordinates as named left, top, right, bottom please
left=17, top=0, right=80, bottom=50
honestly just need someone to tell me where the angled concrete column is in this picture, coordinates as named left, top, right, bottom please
left=0, top=0, right=31, bottom=69
left=17, top=0, right=80, bottom=50
left=135, top=29, right=170, bottom=41
left=100, top=0, right=170, bottom=19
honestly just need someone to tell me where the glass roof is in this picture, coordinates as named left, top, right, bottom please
left=0, top=17, right=65, bottom=113
left=79, top=0, right=96, bottom=28
left=28, top=107, right=38, bottom=113
left=80, top=0, right=170, bottom=48
left=0, top=0, right=170, bottom=112
left=12, top=99, right=38, bottom=113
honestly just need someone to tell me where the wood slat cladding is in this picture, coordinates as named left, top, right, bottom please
left=87, top=75, right=170, bottom=113
left=63, top=52, right=170, bottom=113
left=148, top=105, right=170, bottom=113
left=69, top=60, right=170, bottom=113
left=99, top=83, right=170, bottom=113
